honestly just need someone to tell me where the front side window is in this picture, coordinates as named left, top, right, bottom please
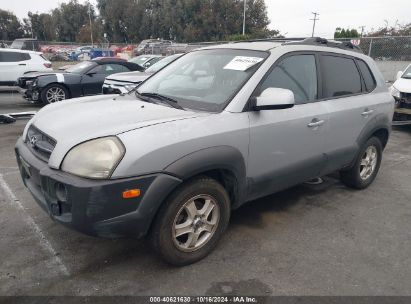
left=322, top=55, right=362, bottom=98
left=137, top=49, right=268, bottom=112
left=258, top=54, right=318, bottom=104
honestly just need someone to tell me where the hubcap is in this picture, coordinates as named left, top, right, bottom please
left=46, top=87, right=66, bottom=103
left=359, top=145, right=378, bottom=180
left=172, top=194, right=220, bottom=252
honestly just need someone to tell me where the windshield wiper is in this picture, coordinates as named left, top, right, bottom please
left=136, top=91, right=185, bottom=110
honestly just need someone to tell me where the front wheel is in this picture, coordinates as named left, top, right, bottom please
left=41, top=84, right=69, bottom=104
left=340, top=136, right=383, bottom=189
left=150, top=177, right=231, bottom=266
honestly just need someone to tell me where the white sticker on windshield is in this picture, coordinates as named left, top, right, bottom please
left=224, top=56, right=264, bottom=71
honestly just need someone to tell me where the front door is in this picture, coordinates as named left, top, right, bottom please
left=247, top=53, right=328, bottom=200
left=81, top=63, right=129, bottom=95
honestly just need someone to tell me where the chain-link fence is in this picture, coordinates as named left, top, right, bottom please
left=336, top=36, right=411, bottom=81
left=336, top=36, right=411, bottom=61
left=2, top=36, right=410, bottom=81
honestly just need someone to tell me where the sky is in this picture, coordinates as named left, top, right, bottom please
left=1, top=0, right=410, bottom=38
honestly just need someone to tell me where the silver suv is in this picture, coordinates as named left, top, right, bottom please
left=15, top=38, right=394, bottom=265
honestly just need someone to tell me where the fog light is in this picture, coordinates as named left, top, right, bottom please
left=55, top=183, right=68, bottom=202
left=122, top=189, right=141, bottom=199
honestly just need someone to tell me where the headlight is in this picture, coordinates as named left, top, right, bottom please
left=61, top=136, right=125, bottom=179
left=124, top=84, right=137, bottom=92
left=389, top=86, right=401, bottom=99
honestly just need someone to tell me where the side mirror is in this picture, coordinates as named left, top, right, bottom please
left=86, top=72, right=97, bottom=77
left=396, top=71, right=403, bottom=80
left=254, top=88, right=295, bottom=110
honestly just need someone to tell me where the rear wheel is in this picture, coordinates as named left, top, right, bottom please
left=41, top=84, right=69, bottom=104
left=150, top=177, right=230, bottom=266
left=340, top=137, right=382, bottom=189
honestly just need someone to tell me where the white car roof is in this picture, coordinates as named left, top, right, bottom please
left=0, top=48, right=42, bottom=55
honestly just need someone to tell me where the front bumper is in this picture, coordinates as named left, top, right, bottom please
left=23, top=86, right=40, bottom=102
left=393, top=97, right=411, bottom=125
left=15, top=137, right=182, bottom=238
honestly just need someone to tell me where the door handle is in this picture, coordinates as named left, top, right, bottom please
left=18, top=63, right=27, bottom=66
left=361, top=109, right=374, bottom=117
left=307, top=119, right=325, bottom=128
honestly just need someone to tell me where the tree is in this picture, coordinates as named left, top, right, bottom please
left=23, top=12, right=56, bottom=41
left=97, top=0, right=276, bottom=43
left=0, top=9, right=24, bottom=41
left=366, top=23, right=411, bottom=37
left=52, top=0, right=94, bottom=42
left=334, top=27, right=360, bottom=39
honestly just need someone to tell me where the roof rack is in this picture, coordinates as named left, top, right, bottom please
left=285, top=37, right=363, bottom=53
left=232, top=37, right=307, bottom=44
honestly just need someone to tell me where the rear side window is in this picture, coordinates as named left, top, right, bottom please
left=357, top=60, right=376, bottom=92
left=0, top=51, right=30, bottom=62
left=321, top=55, right=362, bottom=98
left=259, top=54, right=318, bottom=104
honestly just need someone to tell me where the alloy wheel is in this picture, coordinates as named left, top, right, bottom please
left=172, top=194, right=220, bottom=252
left=359, top=145, right=378, bottom=180
left=46, top=87, right=66, bottom=103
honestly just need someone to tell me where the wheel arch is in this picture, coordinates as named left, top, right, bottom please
left=163, top=146, right=248, bottom=209
left=356, top=113, right=391, bottom=150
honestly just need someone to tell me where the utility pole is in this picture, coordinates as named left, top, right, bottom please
left=359, top=25, right=365, bottom=37
left=88, top=2, right=94, bottom=47
left=310, top=12, right=319, bottom=37
left=242, top=0, right=246, bottom=35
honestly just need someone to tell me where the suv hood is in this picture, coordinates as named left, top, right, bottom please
left=106, top=71, right=152, bottom=83
left=393, top=78, right=411, bottom=93
left=27, top=94, right=208, bottom=168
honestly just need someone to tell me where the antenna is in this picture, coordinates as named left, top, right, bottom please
left=310, top=12, right=320, bottom=37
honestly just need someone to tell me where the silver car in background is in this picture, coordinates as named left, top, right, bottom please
left=103, top=53, right=184, bottom=94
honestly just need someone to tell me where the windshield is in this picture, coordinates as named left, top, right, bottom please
left=65, top=61, right=96, bottom=74
left=137, top=49, right=268, bottom=112
left=11, top=40, right=24, bottom=49
left=402, top=65, right=411, bottom=79
left=129, top=55, right=153, bottom=65
left=145, top=54, right=183, bottom=73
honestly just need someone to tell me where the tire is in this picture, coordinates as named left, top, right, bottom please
left=340, top=136, right=383, bottom=189
left=41, top=84, right=69, bottom=104
left=150, top=176, right=231, bottom=266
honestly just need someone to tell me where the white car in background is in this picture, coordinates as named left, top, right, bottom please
left=103, top=53, right=183, bottom=94
left=0, top=49, right=52, bottom=86
left=390, top=64, right=411, bottom=124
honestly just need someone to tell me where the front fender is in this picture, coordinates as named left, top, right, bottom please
left=164, top=145, right=247, bottom=207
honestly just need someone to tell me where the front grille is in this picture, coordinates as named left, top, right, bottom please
left=26, top=125, right=56, bottom=161
left=400, top=92, right=411, bottom=104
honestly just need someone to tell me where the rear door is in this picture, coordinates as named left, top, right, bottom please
left=319, top=53, right=379, bottom=173
left=0, top=51, right=30, bottom=84
left=247, top=52, right=329, bottom=200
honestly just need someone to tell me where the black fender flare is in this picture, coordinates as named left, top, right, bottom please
left=349, top=112, right=391, bottom=168
left=163, top=145, right=248, bottom=208
left=356, top=113, right=391, bottom=148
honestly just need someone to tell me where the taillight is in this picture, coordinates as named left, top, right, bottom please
left=44, top=63, right=52, bottom=68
